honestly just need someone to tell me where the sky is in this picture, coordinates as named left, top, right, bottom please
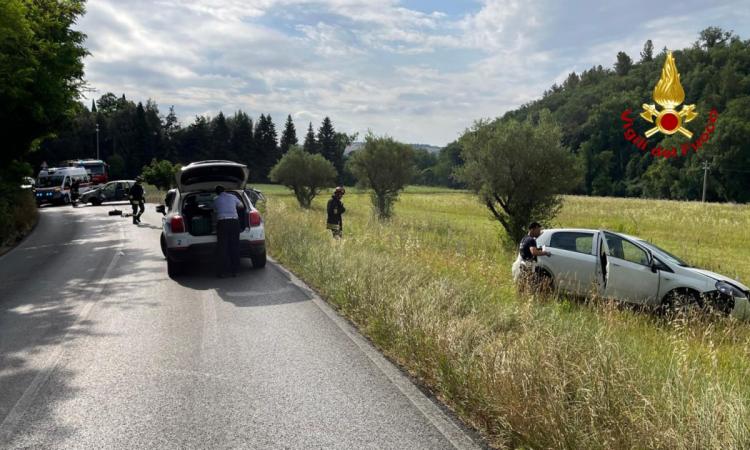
left=76, top=0, right=750, bottom=146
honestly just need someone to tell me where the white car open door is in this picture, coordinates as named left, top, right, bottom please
left=594, top=232, right=609, bottom=296
left=598, top=231, right=660, bottom=304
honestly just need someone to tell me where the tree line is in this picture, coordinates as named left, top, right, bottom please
left=31, top=94, right=359, bottom=184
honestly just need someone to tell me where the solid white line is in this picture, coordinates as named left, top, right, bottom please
left=0, top=221, right=125, bottom=441
left=269, top=257, right=481, bottom=450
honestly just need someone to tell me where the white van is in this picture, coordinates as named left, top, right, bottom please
left=35, top=167, right=92, bottom=206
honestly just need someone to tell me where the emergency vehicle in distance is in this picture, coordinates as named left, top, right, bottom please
left=64, top=159, right=109, bottom=185
left=35, top=166, right=93, bottom=206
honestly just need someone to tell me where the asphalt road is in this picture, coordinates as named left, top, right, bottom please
left=0, top=203, right=480, bottom=449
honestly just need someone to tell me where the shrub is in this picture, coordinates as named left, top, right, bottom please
left=456, top=110, right=580, bottom=243
left=141, top=158, right=180, bottom=191
left=347, top=133, right=415, bottom=219
left=269, top=146, right=337, bottom=208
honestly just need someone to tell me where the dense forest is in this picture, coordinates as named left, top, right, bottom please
left=498, top=27, right=750, bottom=202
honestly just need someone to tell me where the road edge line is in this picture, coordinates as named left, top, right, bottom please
left=269, top=257, right=482, bottom=450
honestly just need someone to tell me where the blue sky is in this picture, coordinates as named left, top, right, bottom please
left=77, top=0, right=750, bottom=146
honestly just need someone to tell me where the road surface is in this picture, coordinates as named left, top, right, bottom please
left=0, top=203, right=480, bottom=449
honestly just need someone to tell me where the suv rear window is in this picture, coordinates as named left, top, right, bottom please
left=550, top=232, right=594, bottom=255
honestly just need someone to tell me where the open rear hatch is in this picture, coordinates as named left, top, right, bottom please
left=177, top=161, right=249, bottom=192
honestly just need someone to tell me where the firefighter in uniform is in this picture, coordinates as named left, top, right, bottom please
left=129, top=178, right=145, bottom=224
left=326, top=187, right=346, bottom=238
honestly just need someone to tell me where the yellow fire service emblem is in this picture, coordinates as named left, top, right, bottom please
left=640, top=52, right=697, bottom=138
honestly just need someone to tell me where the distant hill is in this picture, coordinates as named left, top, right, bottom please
left=495, top=27, right=750, bottom=203
left=345, top=142, right=442, bottom=155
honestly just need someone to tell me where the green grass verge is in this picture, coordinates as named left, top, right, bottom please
left=261, top=184, right=750, bottom=449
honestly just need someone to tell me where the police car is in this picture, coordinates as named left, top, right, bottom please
left=512, top=228, right=750, bottom=319
left=157, top=161, right=266, bottom=277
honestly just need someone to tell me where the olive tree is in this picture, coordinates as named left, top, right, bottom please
left=269, top=146, right=337, bottom=208
left=455, top=110, right=580, bottom=243
left=141, top=159, right=180, bottom=191
left=347, top=133, right=415, bottom=219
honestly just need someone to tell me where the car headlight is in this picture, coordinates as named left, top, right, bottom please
left=716, top=281, right=748, bottom=299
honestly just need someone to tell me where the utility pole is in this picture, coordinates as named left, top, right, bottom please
left=701, top=160, right=710, bottom=203
left=96, top=123, right=100, bottom=160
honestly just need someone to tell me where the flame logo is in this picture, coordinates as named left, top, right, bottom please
left=653, top=53, right=685, bottom=109
left=640, top=52, right=697, bottom=138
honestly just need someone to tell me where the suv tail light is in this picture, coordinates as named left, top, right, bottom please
left=248, top=210, right=262, bottom=227
left=170, top=215, right=185, bottom=233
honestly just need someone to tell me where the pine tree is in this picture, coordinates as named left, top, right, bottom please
left=614, top=51, right=633, bottom=76
left=162, top=106, right=180, bottom=160
left=254, top=114, right=279, bottom=181
left=303, top=122, right=318, bottom=154
left=280, top=114, right=298, bottom=154
left=640, top=39, right=654, bottom=62
left=210, top=111, right=232, bottom=160
left=317, top=117, right=341, bottom=175
left=91, top=99, right=97, bottom=113
left=230, top=111, right=256, bottom=178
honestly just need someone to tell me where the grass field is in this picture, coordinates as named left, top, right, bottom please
left=257, top=184, right=750, bottom=449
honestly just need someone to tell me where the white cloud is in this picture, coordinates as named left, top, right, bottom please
left=77, top=0, right=750, bottom=145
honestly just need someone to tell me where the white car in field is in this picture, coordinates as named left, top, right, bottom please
left=512, top=228, right=750, bottom=319
left=158, top=160, right=266, bottom=277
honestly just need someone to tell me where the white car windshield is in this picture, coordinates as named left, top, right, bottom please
left=637, top=240, right=690, bottom=267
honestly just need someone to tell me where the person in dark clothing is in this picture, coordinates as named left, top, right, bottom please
left=213, top=185, right=245, bottom=277
left=519, top=222, right=550, bottom=262
left=70, top=179, right=81, bottom=207
left=129, top=178, right=145, bottom=224
left=326, top=186, right=346, bottom=238
left=518, top=222, right=551, bottom=289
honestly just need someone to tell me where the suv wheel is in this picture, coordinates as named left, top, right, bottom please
left=91, top=197, right=102, bottom=206
left=160, top=233, right=167, bottom=259
left=251, top=251, right=266, bottom=269
left=167, top=257, right=183, bottom=277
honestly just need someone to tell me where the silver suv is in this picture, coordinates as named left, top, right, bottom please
left=158, top=161, right=266, bottom=277
left=512, top=228, right=750, bottom=319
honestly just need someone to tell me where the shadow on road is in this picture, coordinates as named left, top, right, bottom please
left=0, top=206, right=164, bottom=440
left=173, top=261, right=311, bottom=308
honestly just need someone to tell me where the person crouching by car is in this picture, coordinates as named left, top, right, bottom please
left=129, top=178, right=145, bottom=224
left=326, top=186, right=346, bottom=238
left=213, top=185, right=245, bottom=278
left=517, top=222, right=551, bottom=291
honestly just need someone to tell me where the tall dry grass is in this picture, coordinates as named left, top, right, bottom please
left=266, top=186, right=750, bottom=448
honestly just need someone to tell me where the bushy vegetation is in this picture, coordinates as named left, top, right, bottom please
left=0, top=1, right=86, bottom=247
left=269, top=147, right=337, bottom=208
left=140, top=158, right=180, bottom=191
left=262, top=185, right=750, bottom=449
left=347, top=134, right=415, bottom=219
left=458, top=110, right=580, bottom=242
left=0, top=184, right=37, bottom=250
